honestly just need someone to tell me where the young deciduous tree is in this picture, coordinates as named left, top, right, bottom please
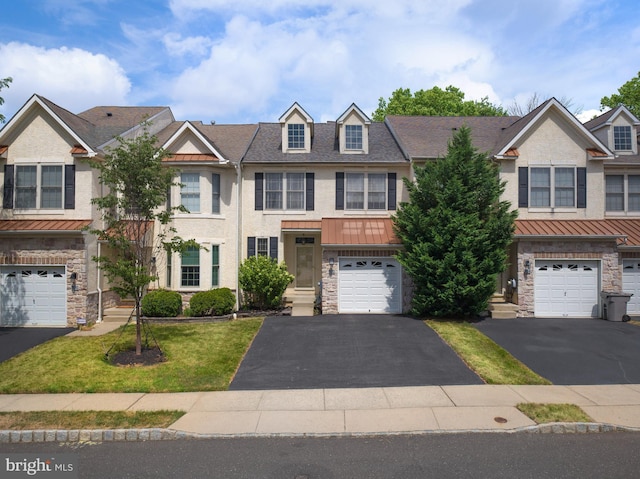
left=601, top=71, right=640, bottom=119
left=393, top=126, right=517, bottom=317
left=87, top=125, right=194, bottom=355
left=372, top=86, right=506, bottom=121
left=0, top=77, right=13, bottom=123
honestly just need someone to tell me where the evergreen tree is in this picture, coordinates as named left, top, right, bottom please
left=393, top=126, right=516, bottom=317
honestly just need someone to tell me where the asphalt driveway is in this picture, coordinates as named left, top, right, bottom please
left=229, top=315, right=482, bottom=390
left=474, top=318, right=640, bottom=385
left=0, top=327, right=75, bottom=363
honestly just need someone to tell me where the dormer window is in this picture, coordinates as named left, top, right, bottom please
left=337, top=103, right=370, bottom=154
left=345, top=125, right=363, bottom=150
left=614, top=125, right=632, bottom=151
left=279, top=103, right=313, bottom=153
left=288, top=124, right=305, bottom=149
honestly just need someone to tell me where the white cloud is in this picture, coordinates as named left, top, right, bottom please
left=163, top=33, right=213, bottom=58
left=0, top=42, right=131, bottom=118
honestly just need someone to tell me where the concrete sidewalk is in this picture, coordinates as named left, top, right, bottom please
left=3, top=385, right=640, bottom=437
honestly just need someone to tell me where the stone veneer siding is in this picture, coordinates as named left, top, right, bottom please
left=321, top=249, right=411, bottom=314
left=0, top=236, right=87, bottom=326
left=516, top=240, right=619, bottom=318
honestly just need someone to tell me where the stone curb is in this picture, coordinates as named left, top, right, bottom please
left=1, top=423, right=639, bottom=443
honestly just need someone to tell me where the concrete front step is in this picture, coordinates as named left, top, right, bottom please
left=488, top=301, right=518, bottom=319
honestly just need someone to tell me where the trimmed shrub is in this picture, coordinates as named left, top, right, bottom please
left=141, top=289, right=182, bottom=317
left=190, top=288, right=236, bottom=316
left=239, top=255, right=294, bottom=310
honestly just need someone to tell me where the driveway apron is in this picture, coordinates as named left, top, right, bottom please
left=229, top=315, right=482, bottom=390
left=474, top=318, right=640, bottom=385
left=0, top=327, right=75, bottom=363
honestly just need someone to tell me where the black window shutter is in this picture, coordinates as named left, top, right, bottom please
left=255, top=173, right=263, bottom=210
left=3, top=164, right=14, bottom=209
left=518, top=167, right=528, bottom=207
left=247, top=237, right=256, bottom=257
left=336, top=172, right=344, bottom=210
left=306, top=172, right=314, bottom=211
left=166, top=186, right=171, bottom=209
left=269, top=237, right=278, bottom=260
left=387, top=172, right=397, bottom=210
left=64, top=164, right=75, bottom=209
left=577, top=167, right=587, bottom=208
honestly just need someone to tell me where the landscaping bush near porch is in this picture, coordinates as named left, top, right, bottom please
left=0, top=318, right=262, bottom=393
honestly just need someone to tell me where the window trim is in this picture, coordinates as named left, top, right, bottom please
left=345, top=124, right=363, bottom=150
left=263, top=172, right=308, bottom=211
left=528, top=166, right=577, bottom=210
left=287, top=123, right=305, bottom=149
left=180, top=245, right=200, bottom=288
left=180, top=172, right=201, bottom=213
left=605, top=173, right=640, bottom=214
left=614, top=125, right=633, bottom=151
left=211, top=245, right=220, bottom=287
left=345, top=172, right=388, bottom=211
left=13, top=164, right=65, bottom=210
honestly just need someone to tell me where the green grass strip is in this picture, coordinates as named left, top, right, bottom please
left=0, top=410, right=185, bottom=430
left=426, top=319, right=551, bottom=385
left=517, top=403, right=592, bottom=424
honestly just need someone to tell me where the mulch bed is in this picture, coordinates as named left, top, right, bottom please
left=110, top=347, right=166, bottom=366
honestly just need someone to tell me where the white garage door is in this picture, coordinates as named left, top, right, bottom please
left=622, top=260, right=640, bottom=315
left=0, top=266, right=67, bottom=326
left=534, top=260, right=599, bottom=318
left=338, top=258, right=402, bottom=313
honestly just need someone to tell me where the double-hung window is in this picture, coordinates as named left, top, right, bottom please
left=606, top=174, right=640, bottom=212
left=181, top=246, right=200, bottom=287
left=530, top=167, right=575, bottom=208
left=288, top=124, right=305, bottom=149
left=15, top=165, right=64, bottom=209
left=181, top=173, right=200, bottom=213
left=257, top=237, right=269, bottom=257
left=614, top=126, right=632, bottom=151
left=345, top=125, right=363, bottom=150
left=345, top=173, right=387, bottom=210
left=264, top=172, right=306, bottom=210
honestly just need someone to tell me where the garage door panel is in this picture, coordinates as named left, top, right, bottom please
left=0, top=266, right=67, bottom=327
left=338, top=258, right=402, bottom=314
left=534, top=260, right=599, bottom=318
left=623, top=260, right=640, bottom=314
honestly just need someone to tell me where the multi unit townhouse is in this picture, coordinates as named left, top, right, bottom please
left=2, top=94, right=640, bottom=327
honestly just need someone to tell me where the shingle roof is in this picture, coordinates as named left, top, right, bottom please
left=243, top=122, right=406, bottom=164
left=583, top=108, right=617, bottom=131
left=385, top=115, right=519, bottom=159
left=156, top=121, right=257, bottom=164
left=77, top=105, right=169, bottom=147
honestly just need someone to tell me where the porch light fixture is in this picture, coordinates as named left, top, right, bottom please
left=524, top=260, right=531, bottom=275
left=329, top=257, right=335, bottom=275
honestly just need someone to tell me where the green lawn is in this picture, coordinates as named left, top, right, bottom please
left=426, top=319, right=551, bottom=385
left=0, top=410, right=185, bottom=430
left=517, top=403, right=592, bottom=423
left=0, top=318, right=262, bottom=393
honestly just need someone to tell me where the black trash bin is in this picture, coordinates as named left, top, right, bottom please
left=600, top=292, right=633, bottom=322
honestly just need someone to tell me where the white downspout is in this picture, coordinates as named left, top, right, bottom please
left=235, top=161, right=242, bottom=312
left=97, top=240, right=103, bottom=323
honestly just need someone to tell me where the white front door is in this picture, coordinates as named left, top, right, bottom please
left=338, top=258, right=402, bottom=313
left=0, top=266, right=67, bottom=326
left=534, top=260, right=599, bottom=318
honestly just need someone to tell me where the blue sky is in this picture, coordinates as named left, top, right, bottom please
left=1, top=0, right=639, bottom=124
